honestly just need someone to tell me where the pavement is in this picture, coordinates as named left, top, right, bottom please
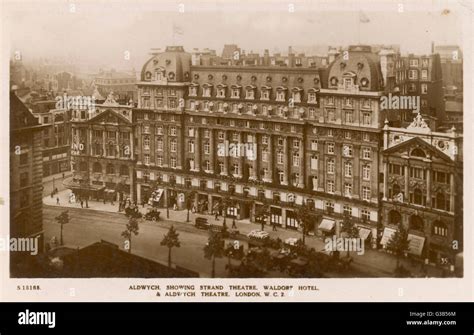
left=43, top=189, right=453, bottom=278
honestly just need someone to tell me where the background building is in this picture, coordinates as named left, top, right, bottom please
left=10, top=91, right=47, bottom=258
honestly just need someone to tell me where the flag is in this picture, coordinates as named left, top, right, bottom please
left=172, top=23, right=184, bottom=35
left=359, top=11, right=370, bottom=23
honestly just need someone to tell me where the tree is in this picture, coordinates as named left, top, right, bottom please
left=160, top=225, right=181, bottom=267
left=295, top=204, right=315, bottom=245
left=185, top=190, right=196, bottom=222
left=55, top=210, right=69, bottom=246
left=203, top=231, right=225, bottom=278
left=386, top=223, right=410, bottom=269
left=254, top=204, right=270, bottom=231
left=121, top=217, right=139, bottom=253
left=340, top=216, right=360, bottom=257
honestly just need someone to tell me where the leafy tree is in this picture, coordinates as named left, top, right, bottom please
left=340, top=216, right=360, bottom=257
left=121, top=217, right=139, bottom=253
left=295, top=203, right=315, bottom=245
left=386, top=223, right=410, bottom=269
left=185, top=190, right=196, bottom=222
left=203, top=231, right=225, bottom=278
left=160, top=225, right=181, bottom=267
left=254, top=204, right=270, bottom=231
left=55, top=210, right=69, bottom=246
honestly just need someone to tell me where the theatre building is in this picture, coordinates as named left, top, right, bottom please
left=132, top=45, right=385, bottom=244
left=380, top=114, right=463, bottom=264
left=67, top=93, right=135, bottom=202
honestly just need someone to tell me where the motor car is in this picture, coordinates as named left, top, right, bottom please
left=144, top=210, right=161, bottom=221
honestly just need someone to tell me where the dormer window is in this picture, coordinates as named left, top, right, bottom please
left=292, top=88, right=303, bottom=103
left=189, top=84, right=198, bottom=97
left=216, top=85, right=227, bottom=98
left=260, top=86, right=271, bottom=100
left=231, top=85, right=241, bottom=99
left=276, top=87, right=287, bottom=102
left=307, top=89, right=317, bottom=104
left=245, top=86, right=256, bottom=100
left=155, top=68, right=165, bottom=81
left=202, top=84, right=213, bottom=97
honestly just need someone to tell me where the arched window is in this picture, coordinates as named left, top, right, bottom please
left=120, top=165, right=129, bottom=176
left=411, top=148, right=426, bottom=158
left=106, top=164, right=115, bottom=174
left=388, top=210, right=402, bottom=225
left=93, top=162, right=102, bottom=173
left=409, top=215, right=424, bottom=231
left=413, top=188, right=423, bottom=205
left=435, top=192, right=446, bottom=210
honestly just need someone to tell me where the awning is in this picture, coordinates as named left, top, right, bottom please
left=148, top=188, right=164, bottom=204
left=318, top=218, right=335, bottom=232
left=358, top=227, right=372, bottom=240
left=380, top=227, right=397, bottom=246
left=407, top=234, right=425, bottom=256
left=63, top=177, right=105, bottom=191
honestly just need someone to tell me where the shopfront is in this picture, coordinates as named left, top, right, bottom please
left=285, top=210, right=298, bottom=230
left=270, top=207, right=282, bottom=226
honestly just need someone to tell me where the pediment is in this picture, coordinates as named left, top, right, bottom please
left=87, top=109, right=131, bottom=125
left=384, top=137, right=453, bottom=163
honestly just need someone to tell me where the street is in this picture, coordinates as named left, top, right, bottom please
left=43, top=206, right=232, bottom=278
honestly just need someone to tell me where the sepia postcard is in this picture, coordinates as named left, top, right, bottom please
left=0, top=0, right=472, bottom=302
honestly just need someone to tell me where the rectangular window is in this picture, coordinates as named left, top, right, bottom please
left=310, top=155, right=318, bottom=170
left=363, top=147, right=371, bottom=159
left=363, top=165, right=371, bottom=180
left=327, top=180, right=335, bottom=194
left=343, top=205, right=352, bottom=217
left=327, top=159, right=335, bottom=174
left=311, top=140, right=318, bottom=151
left=361, top=209, right=370, bottom=221
left=327, top=143, right=335, bottom=154
left=344, top=162, right=353, bottom=177
left=362, top=186, right=371, bottom=201
left=344, top=183, right=352, bottom=197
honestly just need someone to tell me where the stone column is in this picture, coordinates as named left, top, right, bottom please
left=450, top=173, right=455, bottom=213
left=129, top=131, right=134, bottom=159
left=209, top=129, right=215, bottom=173
left=102, top=129, right=106, bottom=156
left=268, top=135, right=274, bottom=182
left=195, top=128, right=201, bottom=172
left=282, top=136, right=289, bottom=185
left=382, top=159, right=388, bottom=200
left=137, top=183, right=142, bottom=204
left=426, top=168, right=431, bottom=207
left=223, top=130, right=229, bottom=175
left=298, top=138, right=304, bottom=188
left=404, top=164, right=409, bottom=203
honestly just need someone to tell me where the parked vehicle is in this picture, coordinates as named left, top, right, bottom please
left=247, top=230, right=269, bottom=240
left=195, top=217, right=210, bottom=230
left=144, top=209, right=161, bottom=221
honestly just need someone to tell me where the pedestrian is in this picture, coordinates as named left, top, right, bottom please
left=214, top=211, right=219, bottom=221
left=62, top=172, right=65, bottom=179
left=232, top=218, right=237, bottom=229
left=272, top=222, right=277, bottom=231
left=80, top=200, right=84, bottom=208
left=56, top=197, right=60, bottom=205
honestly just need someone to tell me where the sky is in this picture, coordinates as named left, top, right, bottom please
left=3, top=0, right=464, bottom=73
